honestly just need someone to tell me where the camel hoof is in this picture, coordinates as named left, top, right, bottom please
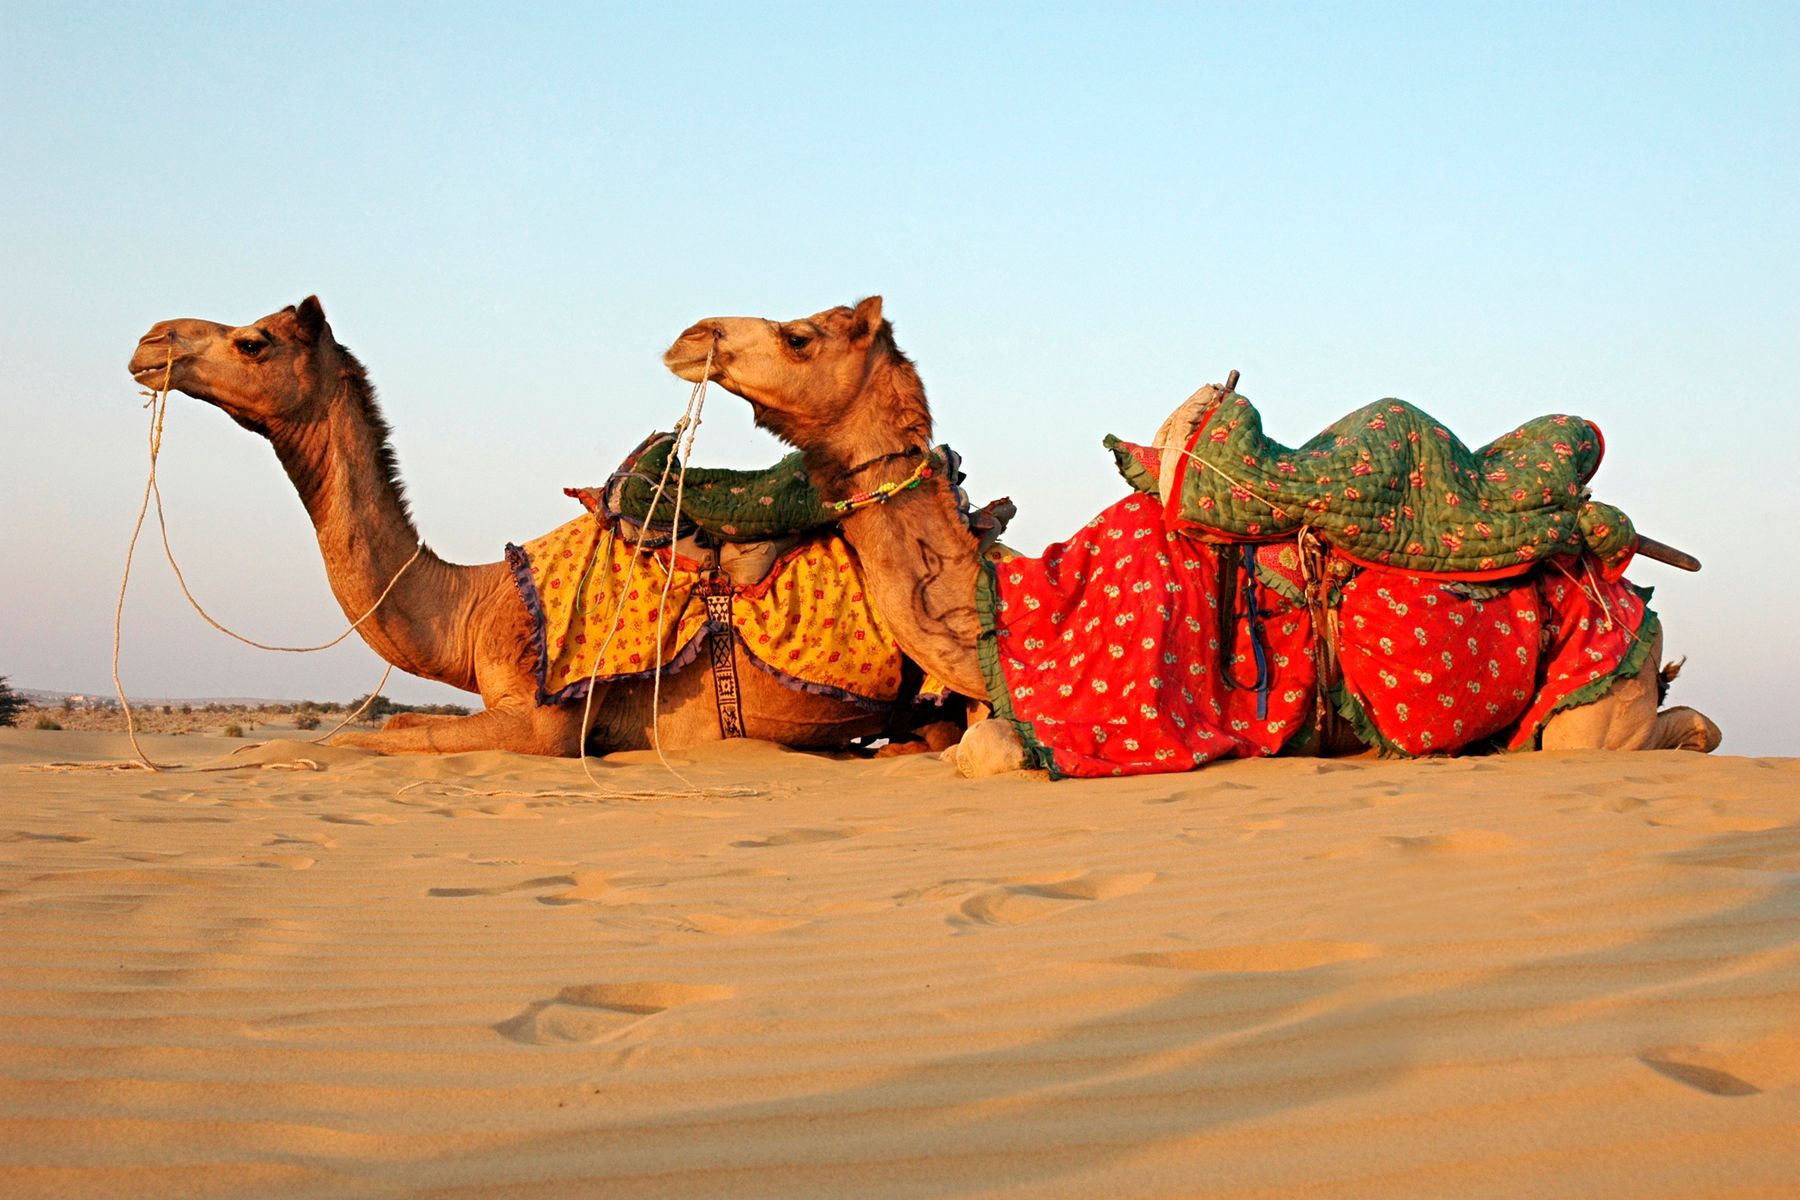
left=951, top=719, right=1028, bottom=778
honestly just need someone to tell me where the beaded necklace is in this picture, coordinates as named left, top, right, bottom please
left=830, top=454, right=936, bottom=514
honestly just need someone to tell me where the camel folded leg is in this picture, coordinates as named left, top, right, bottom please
left=1539, top=627, right=1720, bottom=752
left=331, top=699, right=589, bottom=756
left=941, top=718, right=1030, bottom=777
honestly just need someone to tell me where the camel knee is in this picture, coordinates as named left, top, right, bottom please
left=382, top=711, right=455, bottom=731
left=942, top=718, right=1028, bottom=778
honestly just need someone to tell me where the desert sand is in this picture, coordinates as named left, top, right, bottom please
left=1, top=729, right=1796, bottom=1199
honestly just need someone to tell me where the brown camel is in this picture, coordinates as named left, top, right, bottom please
left=663, top=297, right=1722, bottom=776
left=126, top=297, right=894, bottom=756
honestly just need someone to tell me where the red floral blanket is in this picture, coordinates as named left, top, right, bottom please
left=977, top=495, right=1655, bottom=778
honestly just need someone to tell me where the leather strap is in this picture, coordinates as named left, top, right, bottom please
left=1298, top=529, right=1345, bottom=754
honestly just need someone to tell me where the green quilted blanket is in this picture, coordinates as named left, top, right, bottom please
left=580, top=433, right=1005, bottom=548
left=1108, top=394, right=1637, bottom=576
left=589, top=433, right=837, bottom=542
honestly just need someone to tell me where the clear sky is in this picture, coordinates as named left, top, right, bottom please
left=3, top=3, right=1795, bottom=753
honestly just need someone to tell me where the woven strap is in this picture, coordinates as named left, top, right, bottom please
left=696, top=573, right=744, bottom=739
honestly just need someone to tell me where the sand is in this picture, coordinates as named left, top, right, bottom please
left=1, top=729, right=1796, bottom=1199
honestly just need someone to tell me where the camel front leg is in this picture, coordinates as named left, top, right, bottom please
left=330, top=700, right=588, bottom=756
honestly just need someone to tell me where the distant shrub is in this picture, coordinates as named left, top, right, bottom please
left=222, top=723, right=245, bottom=738
left=33, top=715, right=61, bottom=731
left=293, top=714, right=322, bottom=730
left=0, top=676, right=22, bottom=727
left=347, top=694, right=470, bottom=721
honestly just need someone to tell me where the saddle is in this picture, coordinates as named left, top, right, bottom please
left=508, top=433, right=1012, bottom=740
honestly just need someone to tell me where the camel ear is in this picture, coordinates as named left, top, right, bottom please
left=294, top=295, right=327, bottom=345
left=848, top=295, right=884, bottom=346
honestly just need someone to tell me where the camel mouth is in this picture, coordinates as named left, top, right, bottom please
left=662, top=348, right=725, bottom=384
left=663, top=356, right=709, bottom=383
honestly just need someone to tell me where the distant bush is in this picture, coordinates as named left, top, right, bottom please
left=0, top=676, right=22, bottom=727
left=347, top=694, right=470, bottom=721
left=222, top=723, right=245, bottom=738
left=33, top=715, right=61, bottom=731
left=293, top=714, right=322, bottom=730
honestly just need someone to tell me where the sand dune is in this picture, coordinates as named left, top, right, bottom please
left=2, top=728, right=1796, bottom=1198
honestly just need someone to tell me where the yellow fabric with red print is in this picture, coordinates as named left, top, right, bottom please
left=512, top=513, right=906, bottom=706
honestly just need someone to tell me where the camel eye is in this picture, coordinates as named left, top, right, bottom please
left=235, top=337, right=267, bottom=356
left=784, top=332, right=811, bottom=351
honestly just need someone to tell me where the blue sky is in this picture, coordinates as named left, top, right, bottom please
left=3, top=3, right=1795, bottom=752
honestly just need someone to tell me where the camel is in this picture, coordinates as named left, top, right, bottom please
left=126, top=296, right=901, bottom=756
left=663, top=297, right=1722, bottom=776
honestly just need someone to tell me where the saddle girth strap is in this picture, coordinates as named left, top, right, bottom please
left=1298, top=528, right=1345, bottom=754
left=695, top=572, right=745, bottom=739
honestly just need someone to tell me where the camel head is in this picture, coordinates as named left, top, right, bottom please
left=662, top=297, right=931, bottom=459
left=128, top=296, right=346, bottom=437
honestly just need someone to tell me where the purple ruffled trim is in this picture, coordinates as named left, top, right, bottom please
left=737, top=636, right=898, bottom=712
left=506, top=540, right=711, bottom=707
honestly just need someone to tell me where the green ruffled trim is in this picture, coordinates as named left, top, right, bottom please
left=1332, top=677, right=1409, bottom=758
left=1104, top=433, right=1163, bottom=498
left=1252, top=559, right=1307, bottom=608
left=975, top=561, right=1064, bottom=777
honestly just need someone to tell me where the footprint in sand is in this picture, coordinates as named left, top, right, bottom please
left=1639, top=1053, right=1761, bottom=1096
left=494, top=981, right=734, bottom=1044
left=113, top=814, right=235, bottom=824
left=1639, top=1027, right=1800, bottom=1097
left=1305, top=829, right=1518, bottom=861
left=250, top=853, right=316, bottom=870
left=949, top=870, right=1157, bottom=929
left=428, top=870, right=613, bottom=903
left=1107, top=940, right=1379, bottom=974
left=267, top=833, right=337, bottom=850
left=320, top=813, right=398, bottom=826
left=678, top=909, right=808, bottom=935
left=731, top=827, right=857, bottom=848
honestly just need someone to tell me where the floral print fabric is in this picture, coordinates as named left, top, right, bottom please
left=979, top=495, right=1317, bottom=778
left=980, top=495, right=1656, bottom=776
left=507, top=514, right=905, bottom=708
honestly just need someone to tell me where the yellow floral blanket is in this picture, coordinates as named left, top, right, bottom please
left=505, top=514, right=907, bottom=708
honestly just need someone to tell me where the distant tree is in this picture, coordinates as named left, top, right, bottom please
left=0, top=677, right=24, bottom=728
left=348, top=694, right=402, bottom=721
left=346, top=694, right=468, bottom=721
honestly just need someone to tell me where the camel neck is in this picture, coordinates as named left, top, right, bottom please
left=264, top=373, right=477, bottom=689
left=807, top=353, right=986, bottom=698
